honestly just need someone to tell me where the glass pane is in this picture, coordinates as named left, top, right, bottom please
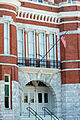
left=4, top=22, right=9, bottom=54
left=5, top=85, right=9, bottom=96
left=5, top=76, right=9, bottom=82
left=17, top=29, right=24, bottom=58
left=5, top=97, right=9, bottom=108
left=24, top=93, right=28, bottom=103
left=38, top=93, right=42, bottom=103
left=44, top=93, right=48, bottom=103
left=30, top=93, right=34, bottom=103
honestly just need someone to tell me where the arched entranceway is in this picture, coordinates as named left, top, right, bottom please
left=18, top=68, right=61, bottom=118
left=22, top=81, right=56, bottom=115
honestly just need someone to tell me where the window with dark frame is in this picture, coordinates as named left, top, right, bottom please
left=4, top=75, right=10, bottom=108
left=38, top=93, right=42, bottom=103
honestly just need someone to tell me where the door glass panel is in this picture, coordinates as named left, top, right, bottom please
left=44, top=93, right=48, bottom=103
left=38, top=93, right=42, bottom=103
left=24, top=93, right=28, bottom=103
left=5, top=85, right=9, bottom=96
left=30, top=93, right=34, bottom=103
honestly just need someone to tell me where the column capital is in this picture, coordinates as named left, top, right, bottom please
left=35, top=32, right=39, bottom=36
left=46, top=31, right=50, bottom=37
left=25, top=31, right=28, bottom=34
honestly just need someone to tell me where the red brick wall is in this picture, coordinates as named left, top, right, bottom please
left=0, top=11, right=16, bottom=22
left=16, top=18, right=58, bottom=28
left=21, top=2, right=58, bottom=12
left=0, top=56, right=17, bottom=64
left=0, top=4, right=16, bottom=11
left=61, top=70, right=80, bottom=84
left=0, top=65, right=18, bottom=82
left=0, top=24, right=4, bottom=54
left=10, top=25, right=17, bottom=56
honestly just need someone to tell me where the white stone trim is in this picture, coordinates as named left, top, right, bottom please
left=0, top=15, right=16, bottom=26
left=20, top=0, right=57, bottom=8
left=0, top=63, right=18, bottom=67
left=62, top=68, right=80, bottom=71
left=18, top=67, right=60, bottom=74
left=17, top=23, right=59, bottom=35
left=60, top=28, right=80, bottom=35
left=0, top=54, right=17, bottom=57
left=61, top=60, right=80, bottom=63
left=60, top=20, right=80, bottom=24
left=20, top=0, right=80, bottom=8
left=16, top=7, right=80, bottom=25
left=0, top=8, right=16, bottom=14
left=16, top=7, right=59, bottom=24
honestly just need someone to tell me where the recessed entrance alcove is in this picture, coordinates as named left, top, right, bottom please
left=22, top=81, right=56, bottom=116
left=18, top=67, right=61, bottom=118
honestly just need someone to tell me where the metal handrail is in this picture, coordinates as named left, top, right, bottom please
left=42, top=107, right=59, bottom=120
left=27, top=107, right=44, bottom=120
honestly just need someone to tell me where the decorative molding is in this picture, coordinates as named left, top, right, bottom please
left=60, top=28, right=80, bottom=35
left=16, top=7, right=59, bottom=24
left=0, top=63, right=18, bottom=67
left=0, top=54, right=17, bottom=57
left=0, top=8, right=16, bottom=14
left=62, top=68, right=80, bottom=71
left=20, top=0, right=80, bottom=8
left=18, top=67, right=60, bottom=74
left=61, top=60, right=80, bottom=63
left=0, top=15, right=16, bottom=26
left=17, top=22, right=59, bottom=35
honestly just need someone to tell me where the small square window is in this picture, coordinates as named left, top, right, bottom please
left=5, top=85, right=9, bottom=96
left=5, top=76, right=9, bottom=82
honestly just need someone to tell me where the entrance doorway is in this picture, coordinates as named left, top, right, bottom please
left=22, top=81, right=51, bottom=116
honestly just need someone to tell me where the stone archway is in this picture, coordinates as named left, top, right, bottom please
left=18, top=67, right=61, bottom=118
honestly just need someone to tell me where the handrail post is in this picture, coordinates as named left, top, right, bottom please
left=44, top=109, right=45, bottom=117
left=29, top=107, right=30, bottom=118
left=51, top=114, right=52, bottom=120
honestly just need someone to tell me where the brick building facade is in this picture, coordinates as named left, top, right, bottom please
left=0, top=0, right=80, bottom=120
